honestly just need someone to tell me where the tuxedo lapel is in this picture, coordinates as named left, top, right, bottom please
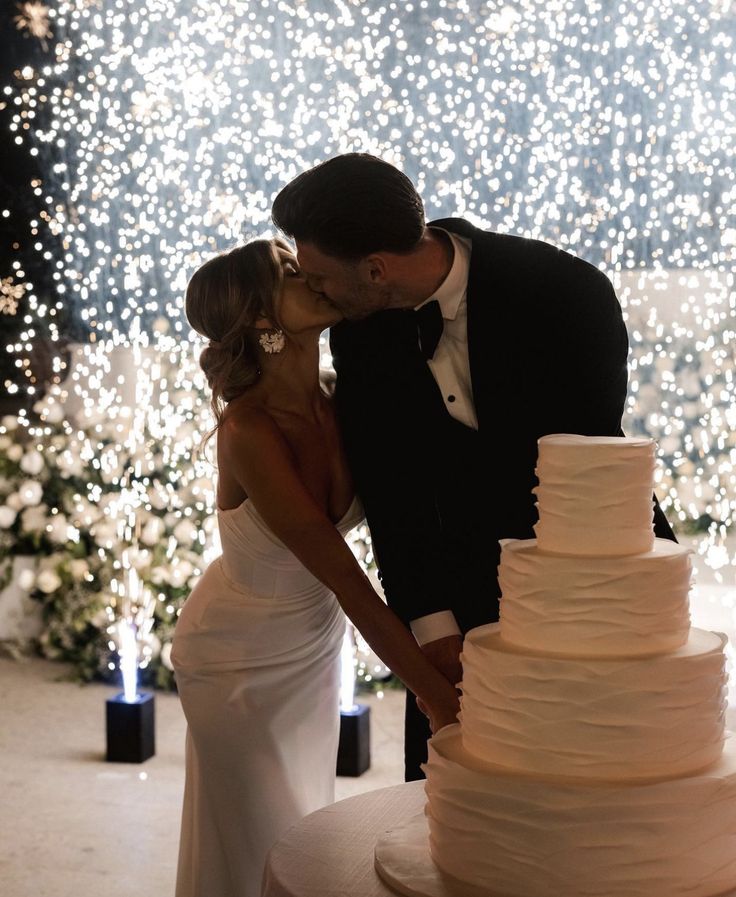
left=348, top=307, right=447, bottom=426
left=428, top=218, right=502, bottom=435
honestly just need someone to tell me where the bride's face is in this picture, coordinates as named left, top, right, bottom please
left=273, top=250, right=343, bottom=334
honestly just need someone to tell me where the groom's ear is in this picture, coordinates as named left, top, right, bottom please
left=359, top=254, right=388, bottom=284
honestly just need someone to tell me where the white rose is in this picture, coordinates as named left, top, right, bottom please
left=44, top=403, right=66, bottom=424
left=36, top=569, right=62, bottom=594
left=20, top=450, right=45, bottom=476
left=68, top=558, right=89, bottom=581
left=149, top=566, right=167, bottom=586
left=153, top=316, right=170, bottom=334
left=56, top=451, right=85, bottom=478
left=90, top=519, right=118, bottom=546
left=0, top=505, right=17, bottom=528
left=72, top=498, right=101, bottom=528
left=21, top=504, right=48, bottom=533
left=7, top=444, right=24, bottom=463
left=0, top=435, right=11, bottom=451
left=170, top=562, right=193, bottom=588
left=46, top=514, right=70, bottom=543
left=173, top=519, right=198, bottom=544
left=126, top=545, right=150, bottom=571
left=6, top=493, right=23, bottom=512
left=18, top=480, right=43, bottom=506
left=34, top=399, right=65, bottom=424
left=1, top=415, right=18, bottom=431
left=18, top=568, right=36, bottom=590
left=140, top=516, right=165, bottom=546
left=149, top=488, right=169, bottom=511
left=178, top=559, right=194, bottom=578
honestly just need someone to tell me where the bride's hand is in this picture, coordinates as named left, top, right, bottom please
left=417, top=684, right=460, bottom=734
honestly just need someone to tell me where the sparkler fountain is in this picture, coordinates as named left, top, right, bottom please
left=105, top=553, right=156, bottom=763
left=105, top=322, right=157, bottom=763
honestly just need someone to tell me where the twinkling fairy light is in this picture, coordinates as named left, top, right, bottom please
left=3, top=1, right=736, bottom=584
left=6, top=0, right=735, bottom=348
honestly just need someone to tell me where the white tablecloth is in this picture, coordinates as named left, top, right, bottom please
left=262, top=781, right=426, bottom=897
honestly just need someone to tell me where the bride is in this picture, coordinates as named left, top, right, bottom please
left=171, top=237, right=460, bottom=897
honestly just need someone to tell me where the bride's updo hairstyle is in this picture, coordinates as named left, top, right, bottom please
left=186, top=238, right=291, bottom=429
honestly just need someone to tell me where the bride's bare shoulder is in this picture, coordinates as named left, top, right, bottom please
left=219, top=396, right=283, bottom=451
left=220, top=396, right=279, bottom=441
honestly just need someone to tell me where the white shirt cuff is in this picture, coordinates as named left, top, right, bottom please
left=409, top=610, right=461, bottom=646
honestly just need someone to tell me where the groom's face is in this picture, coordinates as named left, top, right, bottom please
left=295, top=241, right=391, bottom=320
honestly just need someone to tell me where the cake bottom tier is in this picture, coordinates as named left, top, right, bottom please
left=424, top=725, right=736, bottom=897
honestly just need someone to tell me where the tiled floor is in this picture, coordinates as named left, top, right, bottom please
left=0, top=656, right=405, bottom=897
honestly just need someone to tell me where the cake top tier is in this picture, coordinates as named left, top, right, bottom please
left=538, top=434, right=654, bottom=450
left=533, top=434, right=656, bottom=556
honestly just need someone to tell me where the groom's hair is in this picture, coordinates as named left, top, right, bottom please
left=272, top=153, right=425, bottom=261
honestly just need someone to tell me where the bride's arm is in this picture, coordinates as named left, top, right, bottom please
left=219, top=410, right=460, bottom=733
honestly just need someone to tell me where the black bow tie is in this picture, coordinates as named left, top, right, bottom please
left=415, top=299, right=444, bottom=359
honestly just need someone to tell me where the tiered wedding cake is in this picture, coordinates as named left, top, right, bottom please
left=376, top=434, right=736, bottom=897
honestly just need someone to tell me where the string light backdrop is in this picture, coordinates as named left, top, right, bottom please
left=7, top=0, right=735, bottom=344
left=2, top=0, right=735, bottom=683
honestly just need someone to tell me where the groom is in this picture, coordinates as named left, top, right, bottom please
left=272, top=153, right=675, bottom=781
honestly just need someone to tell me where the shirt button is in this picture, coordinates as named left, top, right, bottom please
left=448, top=394, right=456, bottom=403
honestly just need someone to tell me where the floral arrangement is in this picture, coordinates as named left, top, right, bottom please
left=0, top=329, right=390, bottom=690
left=622, top=290, right=736, bottom=540
left=0, top=340, right=218, bottom=689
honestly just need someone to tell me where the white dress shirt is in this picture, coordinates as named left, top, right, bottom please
left=409, top=229, right=477, bottom=646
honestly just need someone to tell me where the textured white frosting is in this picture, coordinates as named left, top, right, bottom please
left=499, top=537, right=692, bottom=656
left=412, top=433, right=734, bottom=897
left=460, top=623, right=727, bottom=780
left=425, top=726, right=736, bottom=897
left=533, top=434, right=656, bottom=556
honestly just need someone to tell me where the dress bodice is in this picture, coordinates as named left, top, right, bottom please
left=217, top=495, right=364, bottom=599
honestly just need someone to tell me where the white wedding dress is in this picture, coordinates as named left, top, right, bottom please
left=171, top=494, right=363, bottom=897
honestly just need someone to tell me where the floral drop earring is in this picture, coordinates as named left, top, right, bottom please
left=258, top=329, right=286, bottom=354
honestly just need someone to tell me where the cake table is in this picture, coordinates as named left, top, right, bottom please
left=262, top=780, right=476, bottom=897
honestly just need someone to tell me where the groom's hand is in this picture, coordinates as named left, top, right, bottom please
left=421, top=635, right=463, bottom=690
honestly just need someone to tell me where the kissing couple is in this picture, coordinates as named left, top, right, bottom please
left=170, top=152, right=675, bottom=897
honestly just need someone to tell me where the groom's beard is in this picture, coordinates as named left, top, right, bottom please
left=332, top=282, right=393, bottom=320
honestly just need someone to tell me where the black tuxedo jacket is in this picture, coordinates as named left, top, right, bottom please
left=330, top=218, right=674, bottom=632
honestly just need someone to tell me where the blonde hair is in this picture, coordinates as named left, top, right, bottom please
left=185, top=238, right=291, bottom=433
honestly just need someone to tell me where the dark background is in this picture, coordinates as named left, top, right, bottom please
left=0, top=9, right=60, bottom=414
